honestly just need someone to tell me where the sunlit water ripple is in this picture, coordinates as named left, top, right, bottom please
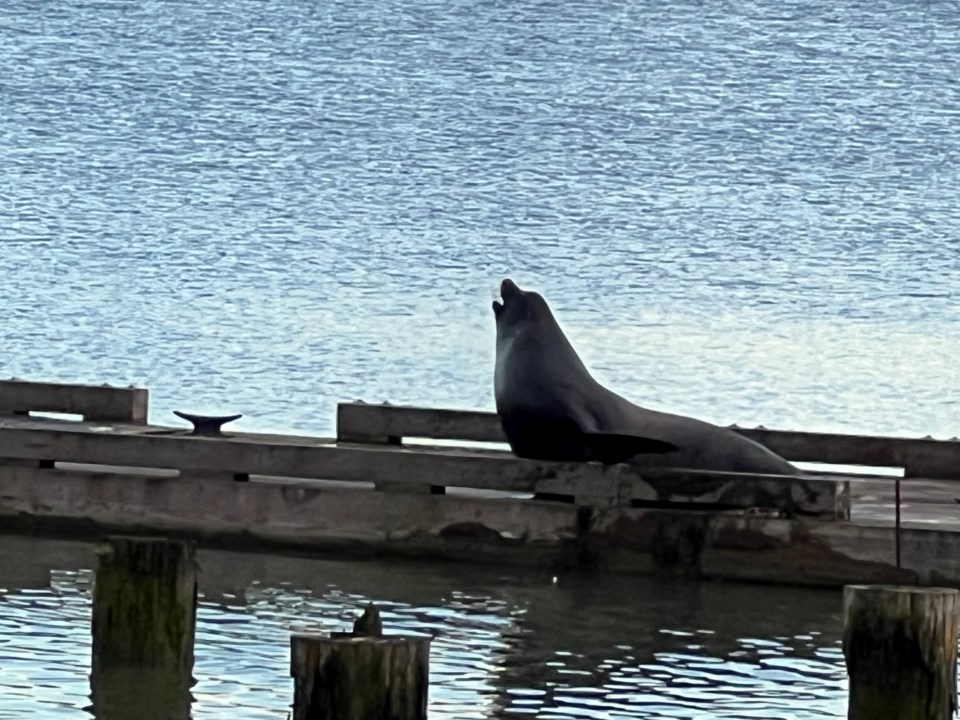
left=2, top=0, right=958, bottom=438
left=2, top=0, right=959, bottom=716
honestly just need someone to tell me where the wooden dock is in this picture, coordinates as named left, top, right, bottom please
left=1, top=379, right=959, bottom=588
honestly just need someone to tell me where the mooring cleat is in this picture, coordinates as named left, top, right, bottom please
left=173, top=410, right=242, bottom=436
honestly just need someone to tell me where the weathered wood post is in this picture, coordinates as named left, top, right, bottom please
left=290, top=603, right=431, bottom=720
left=843, top=585, right=959, bottom=720
left=91, top=536, right=198, bottom=720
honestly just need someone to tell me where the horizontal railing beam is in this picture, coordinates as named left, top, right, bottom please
left=0, top=379, right=148, bottom=424
left=336, top=402, right=960, bottom=479
left=0, top=418, right=845, bottom=516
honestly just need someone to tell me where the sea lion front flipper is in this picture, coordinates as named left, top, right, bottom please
left=580, top=432, right=679, bottom=465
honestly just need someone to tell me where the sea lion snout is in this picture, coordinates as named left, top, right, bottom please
left=492, top=278, right=522, bottom=318
left=500, top=278, right=521, bottom=298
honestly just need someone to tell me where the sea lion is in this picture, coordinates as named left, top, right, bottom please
left=491, top=279, right=797, bottom=475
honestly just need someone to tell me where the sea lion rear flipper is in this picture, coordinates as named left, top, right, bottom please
left=580, top=432, right=679, bottom=465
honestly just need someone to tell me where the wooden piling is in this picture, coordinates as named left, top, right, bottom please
left=843, top=584, right=959, bottom=720
left=91, top=537, right=198, bottom=719
left=290, top=603, right=431, bottom=720
left=92, top=536, right=198, bottom=670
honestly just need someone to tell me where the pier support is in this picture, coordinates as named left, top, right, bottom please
left=91, top=536, right=198, bottom=720
left=843, top=584, right=959, bottom=720
left=290, top=603, right=430, bottom=720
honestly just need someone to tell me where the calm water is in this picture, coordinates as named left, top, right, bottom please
left=2, top=0, right=959, bottom=716
left=0, top=537, right=846, bottom=720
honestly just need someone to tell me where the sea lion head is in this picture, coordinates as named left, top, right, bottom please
left=492, top=278, right=554, bottom=335
left=491, top=280, right=681, bottom=463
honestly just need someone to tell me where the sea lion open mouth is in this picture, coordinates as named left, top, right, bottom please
left=492, top=278, right=521, bottom=318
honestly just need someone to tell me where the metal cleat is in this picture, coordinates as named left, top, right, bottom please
left=173, top=410, right=242, bottom=436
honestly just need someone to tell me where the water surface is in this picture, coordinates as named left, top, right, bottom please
left=0, top=538, right=846, bottom=719
left=2, top=0, right=958, bottom=438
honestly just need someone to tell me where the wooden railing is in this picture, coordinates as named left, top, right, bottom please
left=23, top=379, right=960, bottom=519
left=336, top=402, right=960, bottom=480
left=0, top=379, right=148, bottom=423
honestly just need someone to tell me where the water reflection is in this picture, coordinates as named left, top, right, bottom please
left=483, top=574, right=845, bottom=719
left=0, top=536, right=848, bottom=719
left=90, top=667, right=191, bottom=720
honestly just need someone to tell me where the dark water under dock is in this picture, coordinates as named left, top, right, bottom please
left=1, top=537, right=848, bottom=719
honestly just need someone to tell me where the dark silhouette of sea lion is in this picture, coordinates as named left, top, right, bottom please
left=492, top=279, right=797, bottom=475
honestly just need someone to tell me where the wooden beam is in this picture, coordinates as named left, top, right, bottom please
left=593, top=511, right=959, bottom=588
left=0, top=419, right=846, bottom=516
left=714, top=518, right=942, bottom=587
left=338, top=403, right=504, bottom=444
left=0, top=465, right=581, bottom=566
left=1, top=464, right=959, bottom=588
left=335, top=403, right=960, bottom=479
left=745, top=427, right=960, bottom=479
left=0, top=379, right=148, bottom=423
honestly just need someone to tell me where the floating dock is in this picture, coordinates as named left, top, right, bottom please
left=1, top=379, right=958, bottom=588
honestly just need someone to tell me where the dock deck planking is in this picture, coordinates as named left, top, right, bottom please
left=2, top=379, right=959, bottom=588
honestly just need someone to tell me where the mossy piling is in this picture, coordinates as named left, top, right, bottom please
left=90, top=536, right=198, bottom=720
left=843, top=584, right=959, bottom=720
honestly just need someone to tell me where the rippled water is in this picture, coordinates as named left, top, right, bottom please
left=0, top=537, right=847, bottom=719
left=3, top=0, right=958, bottom=438
left=2, top=0, right=959, bottom=716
